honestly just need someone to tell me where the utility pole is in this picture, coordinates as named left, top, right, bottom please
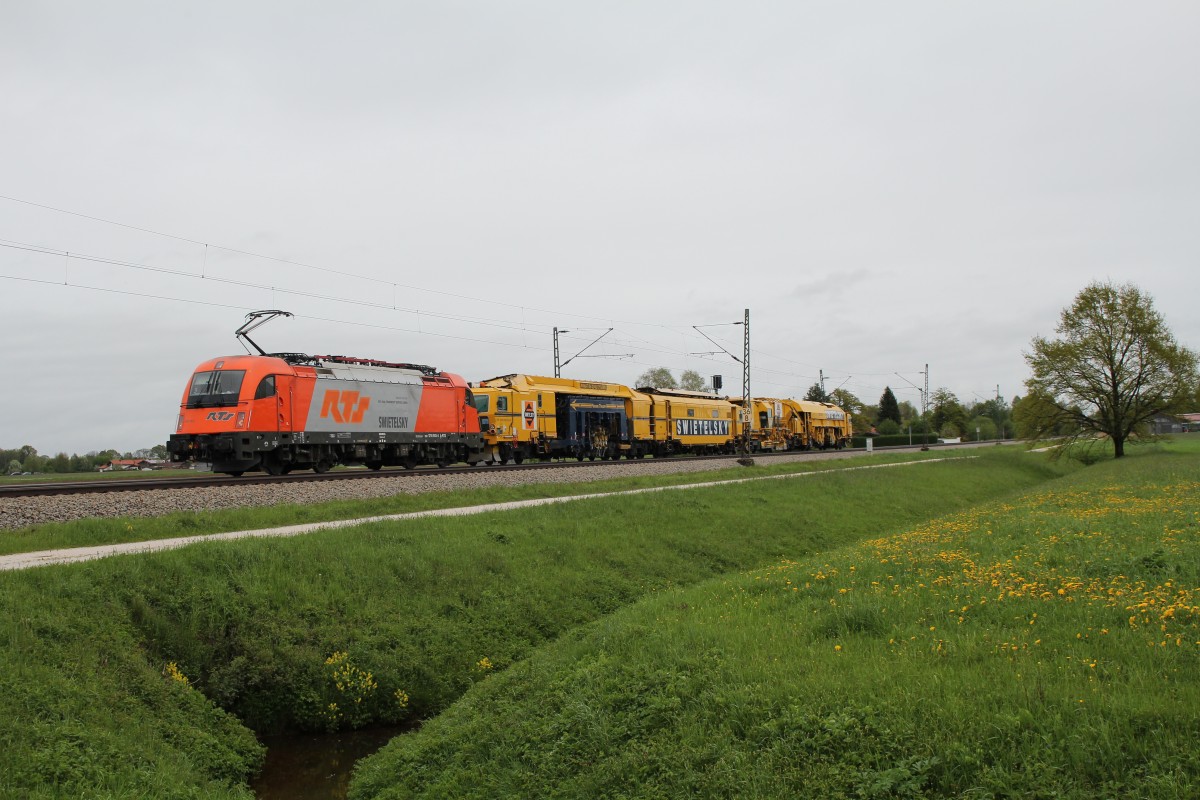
left=923, top=364, right=930, bottom=417
left=742, top=308, right=751, bottom=454
left=553, top=327, right=563, bottom=378
left=819, top=369, right=825, bottom=395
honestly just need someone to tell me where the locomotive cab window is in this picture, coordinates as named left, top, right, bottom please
left=254, top=375, right=276, bottom=400
left=474, top=394, right=489, bottom=413
left=186, top=370, right=246, bottom=408
left=497, top=396, right=509, bottom=413
left=759, top=411, right=769, bottom=427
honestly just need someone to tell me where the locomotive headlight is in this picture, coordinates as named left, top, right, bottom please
left=176, top=414, right=183, bottom=432
left=236, top=412, right=247, bottom=428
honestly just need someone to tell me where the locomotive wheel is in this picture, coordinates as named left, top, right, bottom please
left=313, top=459, right=332, bottom=474
left=513, top=453, right=524, bottom=465
left=263, top=458, right=286, bottom=476
left=366, top=461, right=383, bottom=471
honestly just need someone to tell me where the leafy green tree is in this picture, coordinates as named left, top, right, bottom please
left=679, top=370, right=707, bottom=392
left=878, top=387, right=902, bottom=426
left=6, top=459, right=20, bottom=474
left=968, top=416, right=998, bottom=441
left=804, top=383, right=829, bottom=403
left=635, top=367, right=677, bottom=389
left=877, top=419, right=901, bottom=436
left=1014, top=392, right=1079, bottom=439
left=829, top=388, right=863, bottom=416
left=930, top=388, right=966, bottom=438
left=1024, top=282, right=1198, bottom=457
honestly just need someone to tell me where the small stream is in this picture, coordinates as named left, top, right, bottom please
left=252, top=726, right=405, bottom=800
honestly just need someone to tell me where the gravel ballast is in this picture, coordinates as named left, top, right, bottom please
left=0, top=452, right=860, bottom=530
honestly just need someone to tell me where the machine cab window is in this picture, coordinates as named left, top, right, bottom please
left=496, top=396, right=509, bottom=413
left=254, top=375, right=276, bottom=400
left=187, top=370, right=246, bottom=408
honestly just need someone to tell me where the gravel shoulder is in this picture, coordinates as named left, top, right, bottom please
left=0, top=451, right=863, bottom=530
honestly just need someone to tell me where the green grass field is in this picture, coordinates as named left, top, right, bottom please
left=3, top=440, right=1195, bottom=798
left=352, top=438, right=1200, bottom=799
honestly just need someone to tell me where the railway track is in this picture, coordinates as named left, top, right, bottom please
left=0, top=442, right=990, bottom=499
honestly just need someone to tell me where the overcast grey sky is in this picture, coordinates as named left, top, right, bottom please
left=2, top=2, right=1197, bottom=456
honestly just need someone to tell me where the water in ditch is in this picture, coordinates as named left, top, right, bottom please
left=252, top=726, right=404, bottom=800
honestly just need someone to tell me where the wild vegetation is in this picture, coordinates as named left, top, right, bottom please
left=0, top=448, right=1067, bottom=798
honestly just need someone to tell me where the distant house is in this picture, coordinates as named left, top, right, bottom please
left=99, top=459, right=152, bottom=471
left=1180, top=412, right=1200, bottom=432
left=1150, top=415, right=1185, bottom=435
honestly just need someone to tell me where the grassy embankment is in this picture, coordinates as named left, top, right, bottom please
left=0, top=447, right=1065, bottom=798
left=352, top=437, right=1200, bottom=799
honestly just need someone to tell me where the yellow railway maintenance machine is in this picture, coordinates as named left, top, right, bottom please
left=636, top=387, right=739, bottom=456
left=733, top=397, right=801, bottom=452
left=472, top=374, right=649, bottom=463
left=793, top=399, right=854, bottom=449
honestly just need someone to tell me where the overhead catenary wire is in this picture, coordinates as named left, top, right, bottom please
left=0, top=192, right=929, bottom=382
left=1, top=195, right=927, bottom=397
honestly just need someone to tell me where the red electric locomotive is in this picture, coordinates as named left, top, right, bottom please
left=167, top=311, right=484, bottom=475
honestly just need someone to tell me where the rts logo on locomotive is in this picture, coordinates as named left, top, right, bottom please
left=320, top=390, right=371, bottom=424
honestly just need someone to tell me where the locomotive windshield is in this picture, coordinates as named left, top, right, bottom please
left=186, top=370, right=246, bottom=408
